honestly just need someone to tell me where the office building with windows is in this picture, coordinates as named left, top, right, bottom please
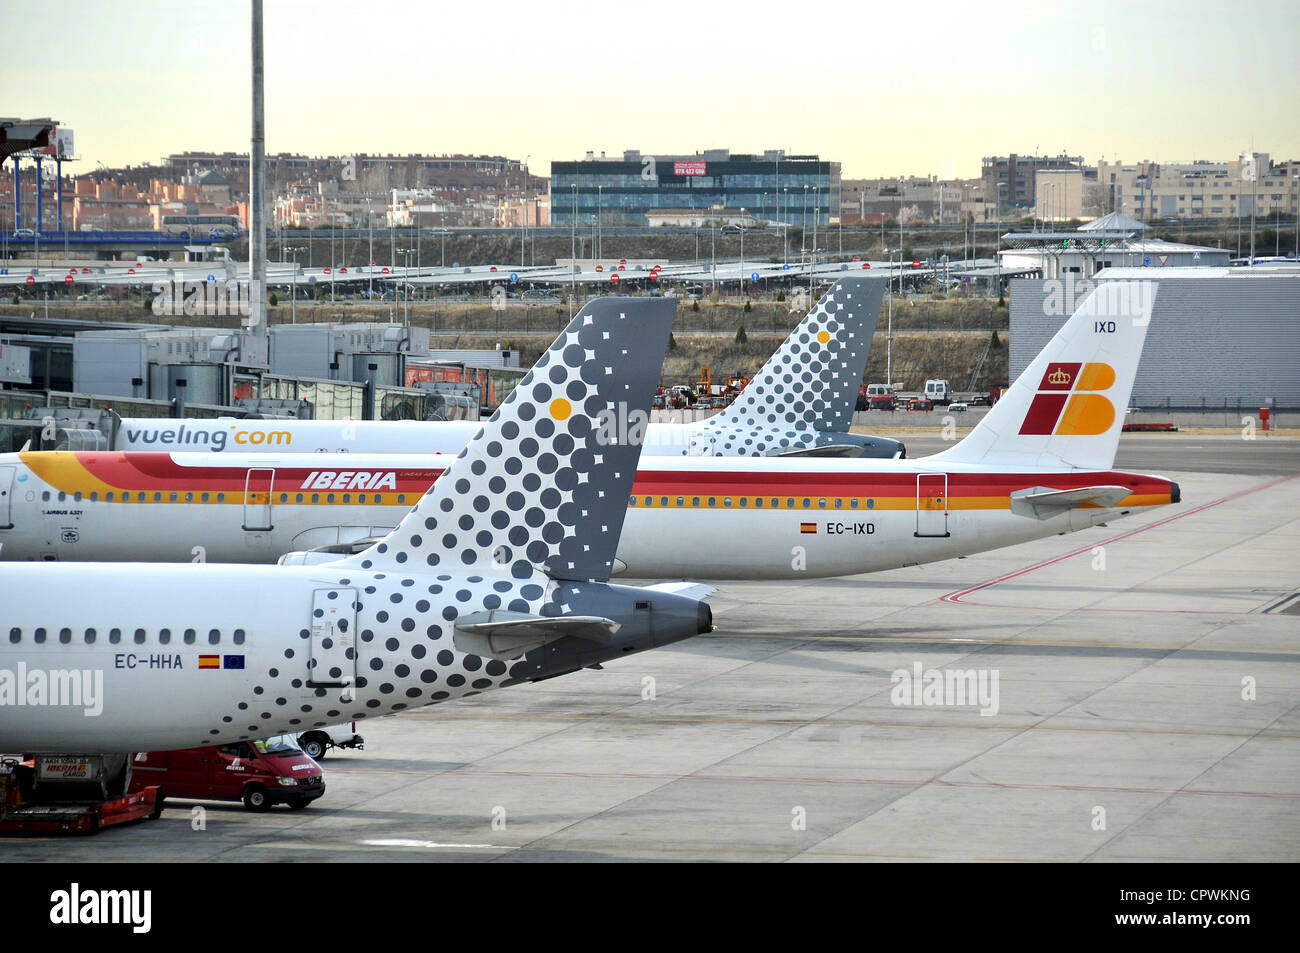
left=550, top=150, right=840, bottom=228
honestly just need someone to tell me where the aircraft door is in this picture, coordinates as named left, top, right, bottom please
left=308, top=587, right=358, bottom=689
left=915, top=473, right=950, bottom=538
left=242, top=468, right=274, bottom=531
left=0, top=465, right=13, bottom=528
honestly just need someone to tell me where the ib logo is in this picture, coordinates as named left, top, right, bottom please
left=1019, top=362, right=1116, bottom=436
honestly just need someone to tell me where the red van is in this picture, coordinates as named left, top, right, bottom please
left=129, top=735, right=325, bottom=812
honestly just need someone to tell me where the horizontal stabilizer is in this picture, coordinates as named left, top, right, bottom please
left=644, top=582, right=718, bottom=601
left=1010, top=485, right=1132, bottom=519
left=452, top=610, right=620, bottom=660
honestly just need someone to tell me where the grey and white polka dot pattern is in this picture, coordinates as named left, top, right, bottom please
left=685, top=277, right=885, bottom=456
left=345, top=296, right=675, bottom=583
left=205, top=298, right=677, bottom=742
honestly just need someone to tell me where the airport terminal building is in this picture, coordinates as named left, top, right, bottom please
left=1009, top=268, right=1300, bottom=411
left=550, top=150, right=840, bottom=228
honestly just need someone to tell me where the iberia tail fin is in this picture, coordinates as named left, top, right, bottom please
left=932, top=279, right=1157, bottom=470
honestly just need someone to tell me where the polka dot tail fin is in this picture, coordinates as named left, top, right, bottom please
left=340, top=296, right=677, bottom=582
left=687, top=277, right=886, bottom=455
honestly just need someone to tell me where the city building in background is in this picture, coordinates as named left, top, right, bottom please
left=549, top=150, right=839, bottom=228
left=1034, top=168, right=1085, bottom=222
left=840, top=176, right=992, bottom=225
left=982, top=153, right=1088, bottom=214
left=1097, top=154, right=1299, bottom=223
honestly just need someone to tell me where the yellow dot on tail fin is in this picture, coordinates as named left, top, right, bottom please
left=816, top=330, right=831, bottom=344
left=550, top=398, right=572, bottom=420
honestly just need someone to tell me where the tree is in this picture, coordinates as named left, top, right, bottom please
left=735, top=325, right=748, bottom=344
left=743, top=300, right=752, bottom=313
left=268, top=291, right=279, bottom=307
left=990, top=329, right=1001, bottom=349
left=691, top=299, right=700, bottom=312
left=668, top=332, right=677, bottom=351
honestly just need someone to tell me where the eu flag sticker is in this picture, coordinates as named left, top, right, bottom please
left=223, top=655, right=245, bottom=670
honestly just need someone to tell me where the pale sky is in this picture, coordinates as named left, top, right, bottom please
left=5, top=0, right=1298, bottom=178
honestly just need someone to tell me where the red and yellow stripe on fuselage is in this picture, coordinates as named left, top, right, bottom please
left=18, top=451, right=1176, bottom=513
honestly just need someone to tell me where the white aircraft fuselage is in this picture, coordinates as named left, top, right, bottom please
left=0, top=450, right=1177, bottom=578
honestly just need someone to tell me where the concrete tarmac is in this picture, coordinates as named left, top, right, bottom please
left=4, top=435, right=1297, bottom=861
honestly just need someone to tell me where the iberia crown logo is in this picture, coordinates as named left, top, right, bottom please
left=1020, top=362, right=1117, bottom=436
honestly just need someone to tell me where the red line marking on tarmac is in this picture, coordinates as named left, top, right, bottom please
left=939, top=472, right=1300, bottom=607
left=327, top=765, right=1300, bottom=800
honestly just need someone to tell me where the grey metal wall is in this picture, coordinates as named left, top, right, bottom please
left=1010, top=276, right=1300, bottom=410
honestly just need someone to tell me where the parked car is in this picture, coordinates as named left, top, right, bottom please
left=720, top=224, right=742, bottom=235
left=868, top=394, right=896, bottom=411
left=907, top=397, right=934, bottom=411
left=297, top=722, right=364, bottom=761
left=129, top=735, right=325, bottom=812
left=949, top=402, right=969, bottom=412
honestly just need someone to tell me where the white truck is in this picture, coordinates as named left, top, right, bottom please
left=924, top=379, right=953, bottom=406
left=297, top=723, right=364, bottom=760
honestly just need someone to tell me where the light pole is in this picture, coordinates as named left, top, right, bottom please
left=739, top=207, right=745, bottom=298
left=287, top=245, right=303, bottom=324
left=802, top=185, right=809, bottom=248
left=365, top=197, right=373, bottom=302
left=710, top=216, right=716, bottom=295
left=398, top=247, right=413, bottom=326
left=596, top=185, right=602, bottom=262
left=884, top=248, right=893, bottom=387
left=570, top=184, right=577, bottom=316
left=522, top=155, right=530, bottom=269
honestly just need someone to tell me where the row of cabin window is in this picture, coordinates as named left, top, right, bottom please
left=40, top=490, right=405, bottom=505
left=628, top=496, right=869, bottom=510
left=7, top=626, right=246, bottom=645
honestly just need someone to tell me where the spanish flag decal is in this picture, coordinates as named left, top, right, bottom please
left=198, top=655, right=220, bottom=670
left=800, top=523, right=817, bottom=534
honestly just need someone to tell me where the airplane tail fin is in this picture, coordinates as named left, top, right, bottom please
left=931, top=279, right=1157, bottom=470
left=687, top=276, right=884, bottom=453
left=340, top=297, right=675, bottom=582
